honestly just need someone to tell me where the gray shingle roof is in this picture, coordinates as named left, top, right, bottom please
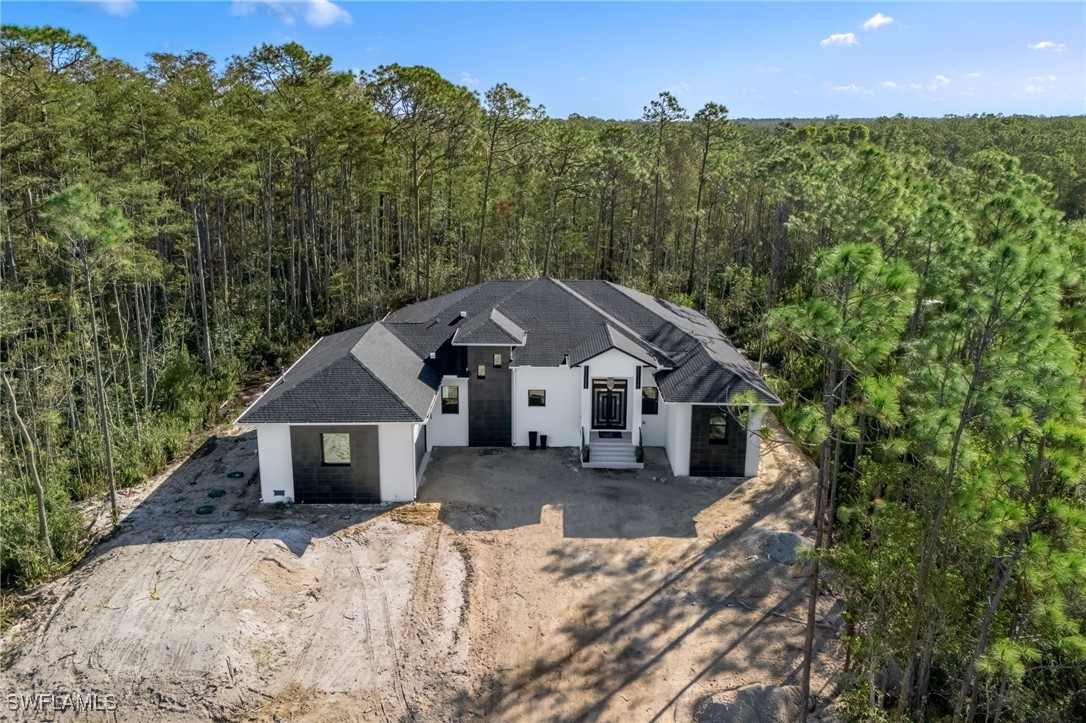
left=239, top=277, right=780, bottom=424
left=452, top=308, right=527, bottom=346
left=237, top=323, right=439, bottom=424
left=572, top=282, right=782, bottom=405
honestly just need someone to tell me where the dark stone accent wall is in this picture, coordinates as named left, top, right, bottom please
left=290, top=425, right=381, bottom=503
left=415, top=425, right=426, bottom=471
left=467, top=346, right=512, bottom=446
left=689, top=407, right=748, bottom=477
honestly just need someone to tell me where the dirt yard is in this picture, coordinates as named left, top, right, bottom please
left=0, top=420, right=841, bottom=722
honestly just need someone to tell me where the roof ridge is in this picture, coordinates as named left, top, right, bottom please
left=552, top=279, right=673, bottom=366
left=604, top=281, right=709, bottom=358
left=348, top=323, right=426, bottom=422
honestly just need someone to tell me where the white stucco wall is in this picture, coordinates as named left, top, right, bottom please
left=664, top=404, right=692, bottom=476
left=255, top=424, right=294, bottom=503
left=378, top=423, right=417, bottom=502
left=512, top=366, right=582, bottom=447
left=744, top=411, right=764, bottom=478
left=414, top=423, right=430, bottom=492
left=584, top=348, right=642, bottom=378
left=426, top=376, right=469, bottom=449
left=639, top=367, right=667, bottom=446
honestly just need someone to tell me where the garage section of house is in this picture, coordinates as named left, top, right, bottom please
left=237, top=277, right=781, bottom=504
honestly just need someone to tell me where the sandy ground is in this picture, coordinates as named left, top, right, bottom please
left=0, top=420, right=841, bottom=722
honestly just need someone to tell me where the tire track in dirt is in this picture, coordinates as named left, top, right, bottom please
left=334, top=534, right=389, bottom=723
left=397, top=523, right=447, bottom=720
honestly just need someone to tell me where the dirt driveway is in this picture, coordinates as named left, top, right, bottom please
left=1, top=422, right=840, bottom=722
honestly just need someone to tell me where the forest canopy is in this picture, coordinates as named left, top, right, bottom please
left=2, top=25, right=1084, bottom=721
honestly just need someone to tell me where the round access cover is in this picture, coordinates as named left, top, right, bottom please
left=195, top=505, right=215, bottom=515
left=208, top=489, right=227, bottom=498
left=227, top=471, right=244, bottom=479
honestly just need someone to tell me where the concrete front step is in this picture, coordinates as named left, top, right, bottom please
left=586, top=442, right=641, bottom=469
left=589, top=446, right=636, bottom=456
left=582, top=460, right=644, bottom=470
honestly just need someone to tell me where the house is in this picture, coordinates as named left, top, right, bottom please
left=236, top=278, right=782, bottom=504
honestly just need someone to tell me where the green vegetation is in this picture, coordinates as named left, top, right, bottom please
left=2, top=25, right=1084, bottom=720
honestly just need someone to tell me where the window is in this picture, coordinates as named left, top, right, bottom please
left=441, top=385, right=459, bottom=414
left=493, top=353, right=502, bottom=368
left=642, top=386, right=659, bottom=415
left=321, top=432, right=351, bottom=465
left=528, top=389, right=546, bottom=407
left=708, top=415, right=728, bottom=444
left=477, top=364, right=486, bottom=379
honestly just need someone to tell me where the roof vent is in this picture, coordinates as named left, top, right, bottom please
left=428, top=352, right=436, bottom=359
left=459, top=310, right=467, bottom=318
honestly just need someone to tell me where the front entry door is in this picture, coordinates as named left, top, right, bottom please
left=592, top=379, right=627, bottom=430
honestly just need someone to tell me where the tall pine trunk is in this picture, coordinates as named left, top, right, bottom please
left=81, top=251, right=119, bottom=525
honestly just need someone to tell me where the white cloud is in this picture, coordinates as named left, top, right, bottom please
left=668, top=81, right=691, bottom=97
left=755, top=65, right=783, bottom=74
left=232, top=0, right=352, bottom=28
left=880, top=81, right=901, bottom=89
left=963, top=72, right=982, bottom=79
left=577, top=76, right=588, bottom=83
left=909, top=83, right=924, bottom=91
left=84, top=0, right=138, bottom=16
left=933, top=75, right=950, bottom=88
left=459, top=71, right=479, bottom=87
left=862, top=13, right=894, bottom=31
left=1023, top=75, right=1057, bottom=95
left=821, top=32, right=859, bottom=47
left=830, top=84, right=873, bottom=96
left=1028, top=41, right=1067, bottom=52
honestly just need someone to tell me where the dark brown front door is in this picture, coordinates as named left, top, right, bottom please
left=592, top=379, right=627, bottom=430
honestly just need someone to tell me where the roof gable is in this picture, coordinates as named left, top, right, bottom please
left=451, top=308, right=527, bottom=346
left=569, top=325, right=660, bottom=367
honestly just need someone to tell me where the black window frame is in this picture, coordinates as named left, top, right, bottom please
left=477, top=364, right=486, bottom=379
left=320, top=432, right=352, bottom=466
left=528, top=389, right=546, bottom=407
left=493, top=352, right=503, bottom=368
left=441, top=385, right=460, bottom=414
left=642, top=386, right=659, bottom=415
left=708, top=414, right=728, bottom=444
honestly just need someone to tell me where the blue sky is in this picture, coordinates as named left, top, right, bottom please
left=4, top=1, right=1084, bottom=118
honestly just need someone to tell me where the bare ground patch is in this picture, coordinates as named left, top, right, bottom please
left=1, top=420, right=840, bottom=721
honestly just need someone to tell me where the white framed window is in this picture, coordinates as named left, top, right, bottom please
left=642, top=386, right=659, bottom=415
left=528, top=389, right=546, bottom=407
left=321, top=432, right=351, bottom=465
left=708, top=415, right=728, bottom=444
left=441, top=385, right=459, bottom=414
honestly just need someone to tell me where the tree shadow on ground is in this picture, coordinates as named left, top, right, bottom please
left=411, top=437, right=830, bottom=722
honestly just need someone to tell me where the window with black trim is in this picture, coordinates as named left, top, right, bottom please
left=493, top=353, right=502, bottom=368
left=441, top=385, right=459, bottom=414
left=528, top=389, right=546, bottom=407
left=642, top=386, right=659, bottom=415
left=321, top=432, right=351, bottom=465
left=708, top=415, right=728, bottom=444
left=477, top=364, right=486, bottom=379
